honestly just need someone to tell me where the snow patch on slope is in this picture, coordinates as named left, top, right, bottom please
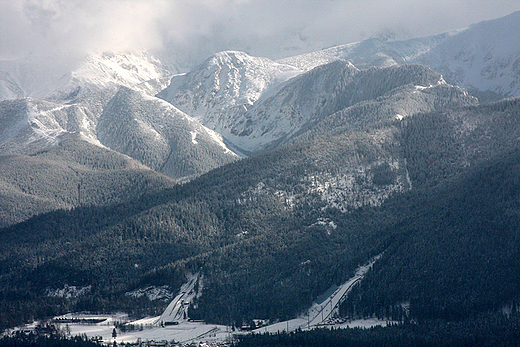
left=238, top=181, right=296, bottom=210
left=126, top=286, right=174, bottom=302
left=46, top=285, right=92, bottom=300
left=190, top=131, right=198, bottom=144
left=307, top=159, right=410, bottom=212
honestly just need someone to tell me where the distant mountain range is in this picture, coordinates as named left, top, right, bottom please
left=1, top=12, right=518, bottom=159
left=281, top=11, right=520, bottom=99
left=0, top=10, right=520, bottom=336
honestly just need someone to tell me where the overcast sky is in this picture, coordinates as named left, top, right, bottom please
left=1, top=0, right=519, bottom=69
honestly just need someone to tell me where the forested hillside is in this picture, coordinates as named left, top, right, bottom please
left=2, top=96, right=520, bottom=331
left=0, top=122, right=405, bottom=328
left=0, top=132, right=176, bottom=228
left=341, top=147, right=520, bottom=321
left=98, top=86, right=238, bottom=181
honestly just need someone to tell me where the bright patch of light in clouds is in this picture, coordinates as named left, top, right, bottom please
left=3, top=1, right=168, bottom=58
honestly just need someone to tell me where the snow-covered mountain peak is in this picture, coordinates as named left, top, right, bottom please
left=405, top=11, right=520, bottom=97
left=74, top=51, right=168, bottom=86
left=157, top=50, right=303, bottom=154
left=159, top=50, right=302, bottom=115
left=36, top=51, right=172, bottom=101
left=209, top=50, right=255, bottom=65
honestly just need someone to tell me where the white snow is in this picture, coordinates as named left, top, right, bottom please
left=311, top=218, right=338, bottom=230
left=157, top=273, right=202, bottom=324
left=66, top=319, right=233, bottom=345
left=26, top=102, right=68, bottom=146
left=40, top=51, right=171, bottom=100
left=202, top=126, right=238, bottom=155
left=190, top=131, right=198, bottom=144
left=125, top=286, right=174, bottom=302
left=45, top=285, right=91, bottom=299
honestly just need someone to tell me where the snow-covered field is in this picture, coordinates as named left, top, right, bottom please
left=57, top=316, right=232, bottom=345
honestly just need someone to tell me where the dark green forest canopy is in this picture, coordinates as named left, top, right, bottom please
left=234, top=314, right=520, bottom=347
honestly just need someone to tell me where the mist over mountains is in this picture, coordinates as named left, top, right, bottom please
left=1, top=10, right=520, bottom=344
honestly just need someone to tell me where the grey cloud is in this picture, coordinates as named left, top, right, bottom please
left=0, top=0, right=518, bottom=69
left=23, top=0, right=61, bottom=36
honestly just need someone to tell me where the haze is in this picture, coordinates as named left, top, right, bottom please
left=1, top=0, right=519, bottom=70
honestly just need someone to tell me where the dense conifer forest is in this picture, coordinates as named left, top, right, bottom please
left=234, top=314, right=520, bottom=347
left=1, top=97, right=520, bottom=333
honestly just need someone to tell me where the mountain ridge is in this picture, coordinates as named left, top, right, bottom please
left=279, top=11, right=520, bottom=99
left=98, top=86, right=238, bottom=181
left=160, top=59, right=477, bottom=154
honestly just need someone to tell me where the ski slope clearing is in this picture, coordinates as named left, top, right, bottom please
left=253, top=254, right=385, bottom=334
left=157, top=273, right=202, bottom=324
